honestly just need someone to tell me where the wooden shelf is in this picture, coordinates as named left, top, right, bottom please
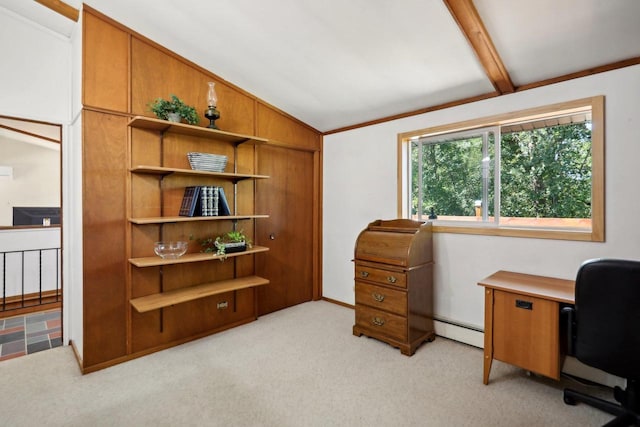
left=130, top=275, right=269, bottom=313
left=129, top=214, right=269, bottom=225
left=129, top=245, right=269, bottom=267
left=131, top=165, right=269, bottom=181
left=128, top=116, right=268, bottom=145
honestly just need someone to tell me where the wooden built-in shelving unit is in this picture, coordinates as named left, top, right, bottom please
left=127, top=115, right=270, bottom=339
left=81, top=8, right=321, bottom=372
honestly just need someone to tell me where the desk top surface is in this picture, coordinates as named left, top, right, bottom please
left=478, top=270, right=575, bottom=304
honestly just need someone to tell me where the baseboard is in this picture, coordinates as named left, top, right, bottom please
left=321, top=296, right=353, bottom=309
left=433, top=318, right=484, bottom=348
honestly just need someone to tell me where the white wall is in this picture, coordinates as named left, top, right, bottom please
left=0, top=7, right=78, bottom=348
left=65, top=10, right=84, bottom=358
left=66, top=12, right=84, bottom=356
left=0, top=137, right=60, bottom=225
left=0, top=228, right=61, bottom=296
left=323, top=65, right=640, bottom=331
left=0, top=8, right=71, bottom=123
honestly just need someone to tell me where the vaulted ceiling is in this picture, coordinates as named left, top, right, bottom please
left=2, top=0, right=640, bottom=133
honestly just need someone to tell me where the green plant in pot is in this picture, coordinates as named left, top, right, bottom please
left=148, top=94, right=200, bottom=125
left=199, top=229, right=251, bottom=258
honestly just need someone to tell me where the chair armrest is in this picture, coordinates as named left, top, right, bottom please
left=561, top=305, right=576, bottom=356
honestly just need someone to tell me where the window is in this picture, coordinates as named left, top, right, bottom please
left=398, top=96, right=604, bottom=241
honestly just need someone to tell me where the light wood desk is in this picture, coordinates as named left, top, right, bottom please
left=478, top=270, right=575, bottom=385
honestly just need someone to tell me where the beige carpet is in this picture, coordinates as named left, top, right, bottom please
left=0, top=301, right=614, bottom=426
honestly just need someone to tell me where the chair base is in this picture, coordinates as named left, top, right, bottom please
left=564, top=387, right=640, bottom=427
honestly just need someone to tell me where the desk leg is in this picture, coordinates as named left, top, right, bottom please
left=483, top=288, right=494, bottom=385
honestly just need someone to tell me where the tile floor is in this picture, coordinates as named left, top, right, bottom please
left=0, top=309, right=62, bottom=361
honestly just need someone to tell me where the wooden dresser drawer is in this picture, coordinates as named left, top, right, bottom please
left=355, top=282, right=407, bottom=316
left=355, top=305, right=407, bottom=342
left=354, top=264, right=407, bottom=288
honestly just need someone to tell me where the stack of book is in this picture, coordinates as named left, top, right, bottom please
left=178, top=186, right=232, bottom=217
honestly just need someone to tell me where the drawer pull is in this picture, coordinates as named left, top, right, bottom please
left=372, top=317, right=385, bottom=326
left=372, top=292, right=385, bottom=302
left=360, top=271, right=369, bottom=278
left=515, top=299, right=533, bottom=310
left=387, top=276, right=397, bottom=284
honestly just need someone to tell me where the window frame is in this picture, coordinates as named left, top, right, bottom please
left=397, top=96, right=604, bottom=242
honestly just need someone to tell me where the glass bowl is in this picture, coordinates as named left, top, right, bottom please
left=154, top=241, right=188, bottom=259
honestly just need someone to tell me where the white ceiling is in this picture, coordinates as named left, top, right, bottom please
left=0, top=117, right=61, bottom=150
left=2, top=0, right=640, bottom=132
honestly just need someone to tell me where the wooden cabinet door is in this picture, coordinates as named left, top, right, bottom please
left=255, top=145, right=314, bottom=315
left=492, top=290, right=561, bottom=379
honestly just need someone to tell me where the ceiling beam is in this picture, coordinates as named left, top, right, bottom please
left=35, top=0, right=79, bottom=22
left=443, top=0, right=514, bottom=94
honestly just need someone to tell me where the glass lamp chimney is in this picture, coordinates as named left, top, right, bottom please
left=207, top=82, right=218, bottom=107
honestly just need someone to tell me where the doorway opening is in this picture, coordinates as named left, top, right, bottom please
left=0, top=115, right=62, bottom=360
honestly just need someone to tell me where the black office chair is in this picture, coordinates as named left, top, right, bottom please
left=563, top=258, right=640, bottom=427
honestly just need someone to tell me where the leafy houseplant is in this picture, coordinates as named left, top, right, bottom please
left=148, top=94, right=200, bottom=125
left=199, top=229, right=252, bottom=258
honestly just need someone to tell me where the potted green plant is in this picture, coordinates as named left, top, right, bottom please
left=199, top=229, right=251, bottom=257
left=148, top=94, right=200, bottom=125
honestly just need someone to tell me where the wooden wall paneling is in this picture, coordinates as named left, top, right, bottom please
left=235, top=143, right=257, bottom=278
left=131, top=128, right=162, bottom=167
left=131, top=308, right=162, bottom=352
left=83, top=11, right=129, bottom=112
left=236, top=180, right=256, bottom=227
left=130, top=38, right=199, bottom=117
left=130, top=264, right=159, bottom=300
left=130, top=127, right=162, bottom=219
left=213, top=84, right=256, bottom=135
left=161, top=287, right=256, bottom=340
left=130, top=38, right=255, bottom=135
left=82, top=110, right=129, bottom=368
left=235, top=142, right=256, bottom=175
left=81, top=7, right=322, bottom=369
left=131, top=315, right=163, bottom=351
left=132, top=284, right=256, bottom=352
left=163, top=298, right=232, bottom=340
left=256, top=145, right=314, bottom=314
left=130, top=221, right=160, bottom=259
left=130, top=175, right=161, bottom=218
left=160, top=174, right=190, bottom=218
left=256, top=103, right=320, bottom=150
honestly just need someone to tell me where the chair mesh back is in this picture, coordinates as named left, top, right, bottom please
left=574, top=259, right=640, bottom=379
